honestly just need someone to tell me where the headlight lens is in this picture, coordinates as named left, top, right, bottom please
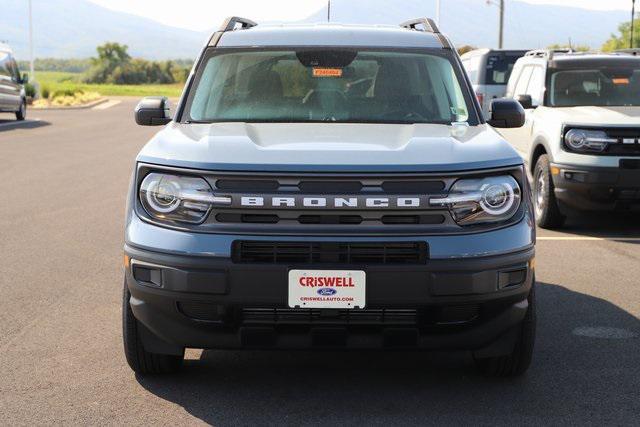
left=564, top=129, right=617, bottom=152
left=430, top=175, right=521, bottom=225
left=139, top=173, right=229, bottom=224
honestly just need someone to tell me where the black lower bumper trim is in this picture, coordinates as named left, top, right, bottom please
left=551, top=162, right=640, bottom=212
left=124, top=244, right=534, bottom=353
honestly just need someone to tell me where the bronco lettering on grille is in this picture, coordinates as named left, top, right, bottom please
left=235, top=196, right=427, bottom=209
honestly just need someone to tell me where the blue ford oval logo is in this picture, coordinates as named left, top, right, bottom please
left=318, top=288, right=337, bottom=296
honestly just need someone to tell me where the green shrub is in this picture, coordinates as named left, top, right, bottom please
left=41, top=85, right=51, bottom=99
left=52, top=88, right=83, bottom=98
left=25, top=83, right=37, bottom=98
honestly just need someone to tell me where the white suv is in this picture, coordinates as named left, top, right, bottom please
left=502, top=50, right=640, bottom=228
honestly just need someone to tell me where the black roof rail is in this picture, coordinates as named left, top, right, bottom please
left=400, top=18, right=440, bottom=34
left=400, top=18, right=452, bottom=49
left=219, top=16, right=257, bottom=32
left=525, top=48, right=572, bottom=60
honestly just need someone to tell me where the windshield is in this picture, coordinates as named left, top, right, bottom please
left=549, top=68, right=640, bottom=107
left=186, top=49, right=471, bottom=124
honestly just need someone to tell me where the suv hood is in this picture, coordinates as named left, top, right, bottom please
left=137, top=122, right=522, bottom=173
left=553, top=106, right=640, bottom=126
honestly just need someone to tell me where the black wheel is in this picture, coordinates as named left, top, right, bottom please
left=473, top=281, right=536, bottom=377
left=533, top=155, right=565, bottom=229
left=16, top=99, right=27, bottom=121
left=122, top=279, right=183, bottom=375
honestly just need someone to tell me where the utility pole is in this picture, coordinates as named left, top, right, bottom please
left=435, top=0, right=441, bottom=26
left=498, top=0, right=505, bottom=49
left=487, top=0, right=505, bottom=49
left=327, top=0, right=331, bottom=22
left=631, top=0, right=636, bottom=49
left=28, top=0, right=35, bottom=81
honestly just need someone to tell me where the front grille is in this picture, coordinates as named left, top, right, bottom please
left=216, top=213, right=445, bottom=225
left=177, top=303, right=480, bottom=325
left=206, top=174, right=456, bottom=233
left=232, top=241, right=428, bottom=264
left=242, top=308, right=418, bottom=325
left=241, top=305, right=479, bottom=326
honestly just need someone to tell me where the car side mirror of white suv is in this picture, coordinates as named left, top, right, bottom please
left=515, top=94, right=533, bottom=110
left=488, top=98, right=525, bottom=128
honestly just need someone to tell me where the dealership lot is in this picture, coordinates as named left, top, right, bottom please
left=1, top=99, right=639, bottom=425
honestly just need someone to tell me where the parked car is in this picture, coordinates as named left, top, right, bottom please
left=461, top=48, right=528, bottom=118
left=124, top=17, right=535, bottom=377
left=0, top=43, right=28, bottom=121
left=502, top=49, right=640, bottom=228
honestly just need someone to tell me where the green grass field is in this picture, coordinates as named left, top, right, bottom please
left=31, top=71, right=184, bottom=98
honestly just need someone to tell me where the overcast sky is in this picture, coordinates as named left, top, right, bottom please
left=89, top=0, right=633, bottom=31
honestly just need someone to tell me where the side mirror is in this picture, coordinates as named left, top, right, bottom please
left=515, top=94, right=533, bottom=110
left=134, top=96, right=172, bottom=126
left=487, top=98, right=525, bottom=128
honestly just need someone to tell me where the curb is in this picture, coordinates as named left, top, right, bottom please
left=32, top=97, right=109, bottom=111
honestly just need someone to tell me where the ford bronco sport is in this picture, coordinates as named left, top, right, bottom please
left=504, top=49, right=640, bottom=228
left=123, top=17, right=536, bottom=377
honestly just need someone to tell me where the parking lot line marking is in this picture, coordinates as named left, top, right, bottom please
left=92, top=100, right=121, bottom=110
left=538, top=236, right=640, bottom=241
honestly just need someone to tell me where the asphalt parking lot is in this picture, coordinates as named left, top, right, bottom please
left=1, top=98, right=639, bottom=425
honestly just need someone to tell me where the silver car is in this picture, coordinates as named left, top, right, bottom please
left=0, top=43, right=27, bottom=121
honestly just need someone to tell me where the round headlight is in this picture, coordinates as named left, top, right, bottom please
left=139, top=173, right=215, bottom=224
left=430, top=175, right=521, bottom=226
left=565, top=129, right=587, bottom=150
left=144, top=176, right=181, bottom=213
left=480, top=182, right=515, bottom=215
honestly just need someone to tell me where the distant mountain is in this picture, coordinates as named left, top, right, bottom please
left=0, top=0, right=629, bottom=61
left=0, top=0, right=205, bottom=60
left=306, top=0, right=628, bottom=50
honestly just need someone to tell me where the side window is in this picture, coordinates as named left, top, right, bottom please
left=7, top=58, right=18, bottom=81
left=514, top=66, right=533, bottom=97
left=0, top=53, right=10, bottom=78
left=525, top=66, right=545, bottom=106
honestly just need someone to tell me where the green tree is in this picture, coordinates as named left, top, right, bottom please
left=83, top=42, right=189, bottom=85
left=602, top=20, right=640, bottom=51
left=84, top=42, right=132, bottom=83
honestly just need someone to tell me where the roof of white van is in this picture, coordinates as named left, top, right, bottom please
left=0, top=42, right=13, bottom=53
left=216, top=23, right=445, bottom=49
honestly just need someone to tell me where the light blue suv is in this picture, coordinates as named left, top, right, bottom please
left=123, top=17, right=536, bottom=377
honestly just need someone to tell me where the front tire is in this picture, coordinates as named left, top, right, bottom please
left=16, top=99, right=27, bottom=121
left=122, top=279, right=183, bottom=375
left=533, top=155, right=565, bottom=229
left=473, top=281, right=536, bottom=377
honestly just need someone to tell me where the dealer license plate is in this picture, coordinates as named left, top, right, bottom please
left=288, top=270, right=366, bottom=309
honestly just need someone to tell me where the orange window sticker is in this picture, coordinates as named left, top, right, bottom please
left=613, top=77, right=630, bottom=85
left=313, top=68, right=343, bottom=77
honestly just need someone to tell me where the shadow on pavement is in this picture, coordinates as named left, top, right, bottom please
left=137, top=283, right=639, bottom=425
left=549, top=212, right=640, bottom=239
left=0, top=119, right=50, bottom=132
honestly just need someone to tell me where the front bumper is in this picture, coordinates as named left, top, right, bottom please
left=551, top=161, right=640, bottom=212
left=124, top=241, right=535, bottom=354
